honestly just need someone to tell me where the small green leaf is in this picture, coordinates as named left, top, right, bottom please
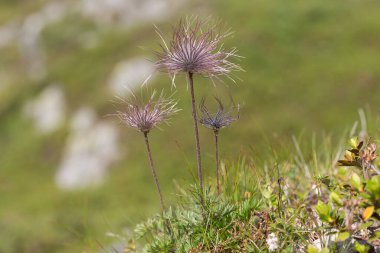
left=261, top=189, right=271, bottom=199
left=330, top=192, right=343, bottom=206
left=315, top=202, right=333, bottom=223
left=354, top=241, right=370, bottom=253
left=350, top=173, right=362, bottom=191
left=350, top=137, right=358, bottom=148
left=337, top=167, right=348, bottom=176
left=307, top=245, right=319, bottom=253
left=367, top=176, right=380, bottom=198
left=337, top=232, right=350, bottom=241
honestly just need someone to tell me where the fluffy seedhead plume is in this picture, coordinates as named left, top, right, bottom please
left=199, top=97, right=239, bottom=132
left=155, top=17, right=241, bottom=84
left=116, top=91, right=179, bottom=134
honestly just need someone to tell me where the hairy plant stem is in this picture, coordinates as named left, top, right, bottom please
left=187, top=72, right=203, bottom=195
left=143, top=132, right=165, bottom=212
left=214, top=130, right=220, bottom=195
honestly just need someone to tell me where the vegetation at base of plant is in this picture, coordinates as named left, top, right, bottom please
left=119, top=133, right=380, bottom=253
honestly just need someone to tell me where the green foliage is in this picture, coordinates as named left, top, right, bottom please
left=309, top=138, right=380, bottom=252
left=134, top=169, right=268, bottom=252
left=132, top=161, right=313, bottom=252
left=130, top=135, right=380, bottom=252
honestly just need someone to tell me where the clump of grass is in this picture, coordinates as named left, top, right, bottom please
left=115, top=91, right=179, bottom=212
left=199, top=96, right=239, bottom=195
left=123, top=131, right=380, bottom=253
left=155, top=17, right=242, bottom=194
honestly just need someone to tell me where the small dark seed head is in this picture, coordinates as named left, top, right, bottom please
left=199, top=97, right=239, bottom=132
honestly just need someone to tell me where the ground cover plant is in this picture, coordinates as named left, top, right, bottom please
left=112, top=129, right=380, bottom=252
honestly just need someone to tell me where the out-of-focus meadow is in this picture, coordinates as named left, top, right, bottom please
left=0, top=0, right=380, bottom=252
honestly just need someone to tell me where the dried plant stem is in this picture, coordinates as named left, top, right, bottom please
left=214, top=130, right=220, bottom=195
left=188, top=72, right=203, bottom=194
left=143, top=132, right=165, bottom=212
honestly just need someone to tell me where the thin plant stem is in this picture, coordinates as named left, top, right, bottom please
left=187, top=72, right=203, bottom=194
left=363, top=165, right=369, bottom=180
left=143, top=132, right=165, bottom=212
left=276, top=165, right=283, bottom=217
left=214, top=130, right=220, bottom=195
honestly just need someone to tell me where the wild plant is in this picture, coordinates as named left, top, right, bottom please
left=155, top=17, right=241, bottom=193
left=199, top=97, right=239, bottom=195
left=115, top=91, right=179, bottom=212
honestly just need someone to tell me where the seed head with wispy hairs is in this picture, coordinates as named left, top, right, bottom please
left=199, top=97, right=239, bottom=132
left=116, top=92, right=179, bottom=134
left=155, top=17, right=242, bottom=84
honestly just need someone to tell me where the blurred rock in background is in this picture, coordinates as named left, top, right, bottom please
left=55, top=107, right=120, bottom=190
left=80, top=0, right=185, bottom=27
left=108, top=57, right=155, bottom=95
left=23, top=84, right=66, bottom=134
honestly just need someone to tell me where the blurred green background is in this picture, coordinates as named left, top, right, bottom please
left=1, top=0, right=380, bottom=252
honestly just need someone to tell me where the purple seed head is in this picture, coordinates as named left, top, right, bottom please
left=155, top=17, right=242, bottom=84
left=116, top=91, right=179, bottom=134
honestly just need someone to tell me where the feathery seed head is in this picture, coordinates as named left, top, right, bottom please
left=116, top=91, right=179, bottom=134
left=199, top=97, right=239, bottom=132
left=155, top=17, right=241, bottom=83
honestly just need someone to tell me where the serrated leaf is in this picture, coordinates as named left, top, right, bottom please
left=363, top=206, right=375, bottom=221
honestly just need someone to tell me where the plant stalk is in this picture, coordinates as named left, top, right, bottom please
left=187, top=72, right=203, bottom=194
left=143, top=132, right=165, bottom=212
left=214, top=130, right=220, bottom=195
left=363, top=165, right=369, bottom=180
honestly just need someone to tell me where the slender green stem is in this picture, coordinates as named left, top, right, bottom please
left=214, top=130, right=220, bottom=195
left=143, top=132, right=165, bottom=212
left=187, top=72, right=203, bottom=194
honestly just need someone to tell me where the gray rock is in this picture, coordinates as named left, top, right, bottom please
left=108, top=57, right=155, bottom=95
left=23, top=84, right=66, bottom=134
left=55, top=107, right=120, bottom=190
